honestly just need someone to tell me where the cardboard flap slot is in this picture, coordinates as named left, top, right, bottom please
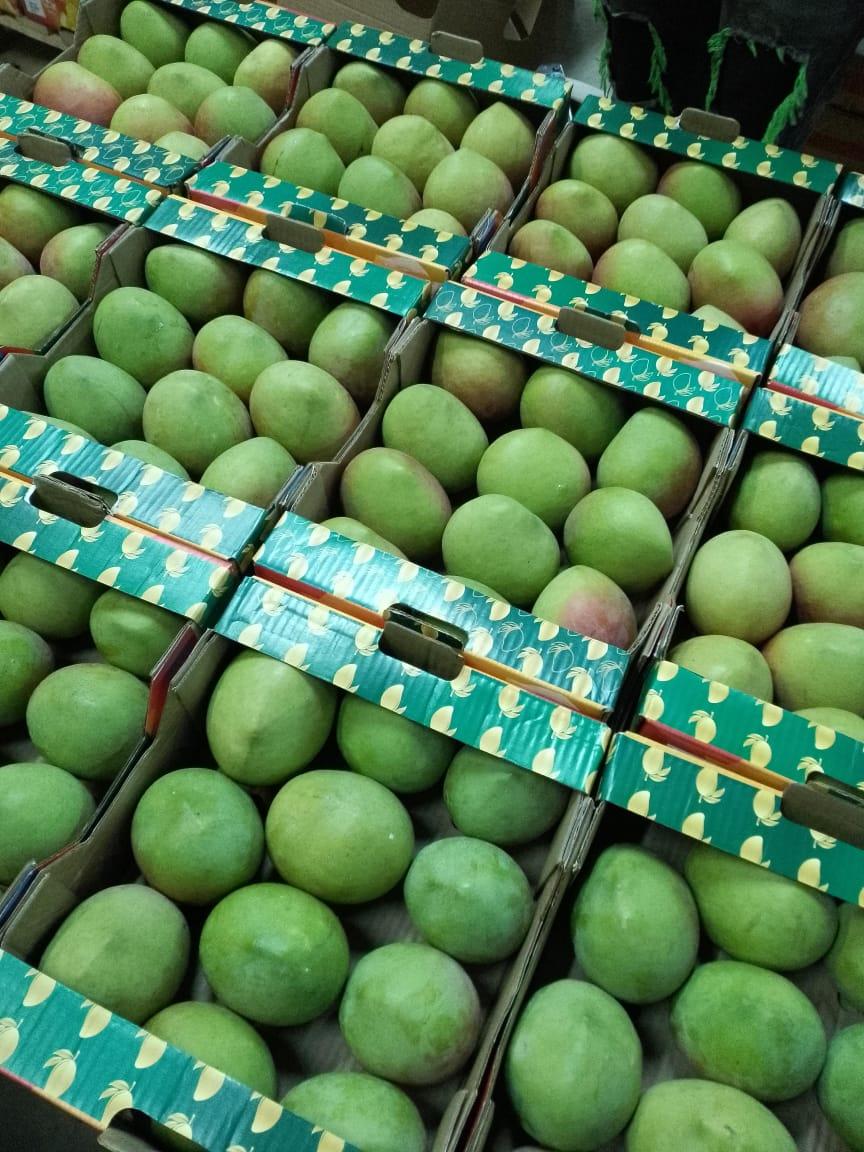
left=679, top=107, right=741, bottom=142
left=556, top=307, right=630, bottom=349
left=262, top=214, right=333, bottom=252
left=380, top=602, right=467, bottom=681
left=30, top=472, right=117, bottom=528
left=782, top=775, right=864, bottom=849
left=15, top=131, right=75, bottom=167
left=429, top=30, right=484, bottom=63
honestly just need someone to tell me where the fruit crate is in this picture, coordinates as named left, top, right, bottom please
left=464, top=94, right=842, bottom=391
left=0, top=625, right=601, bottom=1152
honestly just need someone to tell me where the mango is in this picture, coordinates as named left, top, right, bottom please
left=206, top=650, right=336, bottom=785
left=338, top=155, right=422, bottom=217
left=692, top=303, right=745, bottom=330
left=430, top=328, right=526, bottom=420
left=153, top=131, right=208, bottom=160
left=671, top=960, right=827, bottom=1101
left=0, top=236, right=33, bottom=287
left=830, top=354, right=861, bottom=370
left=144, top=243, right=246, bottom=324
left=572, top=844, right=698, bottom=1004
left=283, top=1073, right=424, bottom=1152
left=33, top=61, right=121, bottom=126
left=827, top=217, right=864, bottom=277
left=321, top=516, right=405, bottom=558
left=382, top=383, right=488, bottom=493
left=371, top=114, right=453, bottom=194
left=521, top=365, right=628, bottom=461
left=145, top=1001, right=276, bottom=1097
left=194, top=85, right=275, bottom=145
left=685, top=530, right=791, bottom=644
left=506, top=979, right=642, bottom=1150
left=120, top=1, right=189, bottom=68
left=242, top=268, right=329, bottom=355
left=0, top=553, right=100, bottom=639
left=533, top=567, right=637, bottom=648
left=685, top=844, right=838, bottom=970
left=791, top=542, right=864, bottom=626
left=618, top=193, right=708, bottom=271
left=406, top=836, right=532, bottom=964
left=40, top=884, right=190, bottom=1024
left=510, top=219, right=593, bottom=278
left=333, top=61, right=406, bottom=124
left=89, top=589, right=183, bottom=678
left=0, top=620, right=53, bottom=725
left=336, top=693, right=454, bottom=793
left=728, top=448, right=821, bottom=551
left=669, top=635, right=774, bottom=699
left=233, top=39, right=296, bottom=111
left=200, top=437, right=296, bottom=507
left=111, top=93, right=193, bottom=142
left=477, top=428, right=590, bottom=530
left=797, top=272, right=864, bottom=363
left=184, top=22, right=253, bottom=82
left=423, top=149, right=513, bottom=231
left=444, top=746, right=568, bottom=846
left=307, top=302, right=394, bottom=405
left=818, top=1024, right=864, bottom=1152
left=340, top=447, right=451, bottom=560
left=27, top=663, right=148, bottom=781
left=797, top=706, right=864, bottom=741
left=111, top=439, right=189, bottom=478
left=0, top=763, right=94, bottom=883
left=147, top=61, right=225, bottom=121
left=442, top=494, right=558, bottom=606
left=763, top=623, right=864, bottom=713
left=405, top=207, right=466, bottom=236
left=689, top=240, right=783, bottom=335
left=822, top=471, right=864, bottom=545
left=598, top=409, right=702, bottom=519
left=259, top=127, right=345, bottom=194
left=339, top=941, right=481, bottom=1085
left=143, top=369, right=252, bottom=477
left=568, top=134, right=657, bottom=213
left=266, top=769, right=414, bottom=903
left=132, top=767, right=264, bottom=905
left=0, top=184, right=80, bottom=265
left=78, top=34, right=155, bottom=98
left=594, top=238, right=691, bottom=310
left=200, top=882, right=348, bottom=1025
left=249, top=360, right=359, bottom=463
left=535, top=178, right=618, bottom=260
left=39, top=222, right=113, bottom=301
left=0, top=275, right=78, bottom=350
left=296, top=88, right=377, bottom=164
left=626, top=1079, right=796, bottom=1152
left=657, top=161, right=742, bottom=240
left=460, top=101, right=535, bottom=187
left=725, top=197, right=801, bottom=277
left=193, top=314, right=286, bottom=403
left=94, top=287, right=193, bottom=387
left=827, top=904, right=864, bottom=1012
left=44, top=354, right=146, bottom=442
left=403, top=78, right=476, bottom=145
left=564, top=487, right=673, bottom=595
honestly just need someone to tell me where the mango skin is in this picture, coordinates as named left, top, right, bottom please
left=0, top=236, right=33, bottom=288
left=200, top=437, right=296, bottom=508
left=477, top=428, right=591, bottom=530
left=533, top=566, right=637, bottom=649
left=506, top=979, right=642, bottom=1151
left=259, top=128, right=345, bottom=195
left=797, top=271, right=864, bottom=363
left=572, top=845, right=699, bottom=1004
left=33, top=61, right=121, bottom=127
left=762, top=623, right=864, bottom=713
left=0, top=276, right=78, bottom=351
left=430, top=328, right=526, bottom=421
left=307, top=302, right=394, bottom=405
left=535, top=178, right=618, bottom=259
left=727, top=449, right=821, bottom=552
left=568, top=134, right=657, bottom=213
left=94, top=286, right=194, bottom=389
left=423, top=148, right=513, bottom=231
left=193, top=314, right=286, bottom=404
left=724, top=197, right=802, bottom=277
left=382, top=383, right=488, bottom=493
left=657, top=161, right=742, bottom=240
left=283, top=1072, right=424, bottom=1152
left=147, top=61, right=225, bottom=121
left=321, top=517, right=405, bottom=558
left=143, top=369, right=252, bottom=477
left=243, top=268, right=329, bottom=356
left=564, top=487, right=673, bottom=595
left=684, top=843, right=838, bottom=970
left=0, top=184, right=80, bottom=264
left=626, top=1079, right=796, bottom=1152
left=184, top=22, right=252, bottom=83
left=250, top=357, right=362, bottom=466
left=39, top=222, right=113, bottom=301
left=0, top=553, right=100, bottom=640
left=89, top=588, right=183, bottom=678
left=233, top=40, right=296, bottom=112
left=111, top=439, right=189, bottom=479
left=791, top=542, right=864, bottom=627
left=406, top=207, right=466, bottom=236
left=40, top=884, right=190, bottom=1024
left=826, top=904, right=864, bottom=1012
left=111, top=93, right=193, bottom=143
left=194, top=86, right=276, bottom=146
left=594, top=238, right=691, bottom=311
left=333, top=60, right=406, bottom=124
left=200, top=882, right=349, bottom=1026
left=521, top=365, right=628, bottom=462
left=44, top=354, right=146, bottom=443
left=371, top=113, right=453, bottom=193
left=77, top=34, right=155, bottom=99
left=669, top=635, right=774, bottom=699
left=671, top=960, right=827, bottom=1102
left=509, top=219, right=593, bottom=279
left=822, top=472, right=864, bottom=545
left=403, top=78, right=476, bottom=145
left=0, top=763, right=94, bottom=883
left=338, top=155, right=422, bottom=218
left=460, top=101, right=535, bottom=187
left=0, top=620, right=54, bottom=726
left=689, top=240, right=783, bottom=336
left=597, top=407, right=702, bottom=518
left=336, top=692, right=454, bottom=793
left=145, top=242, right=246, bottom=325
left=120, top=1, right=189, bottom=68
left=618, top=193, right=708, bottom=271
left=296, top=88, right=377, bottom=165
left=818, top=1024, right=864, bottom=1152
left=339, top=941, right=481, bottom=1086
left=827, top=217, right=864, bottom=277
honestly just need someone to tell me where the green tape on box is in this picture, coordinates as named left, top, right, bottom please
left=146, top=196, right=427, bottom=316
left=770, top=343, right=864, bottom=418
left=465, top=250, right=772, bottom=374
left=600, top=733, right=864, bottom=907
left=331, top=21, right=570, bottom=110
left=255, top=511, right=628, bottom=709
left=744, top=386, right=864, bottom=472
left=837, top=170, right=864, bottom=208
left=155, top=0, right=332, bottom=43
left=576, top=95, right=840, bottom=195
left=187, top=162, right=471, bottom=273
left=0, top=948, right=357, bottom=1152
left=0, top=139, right=161, bottom=224
left=426, top=281, right=744, bottom=425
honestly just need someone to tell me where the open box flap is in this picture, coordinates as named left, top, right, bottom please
left=744, top=385, right=864, bottom=472
left=768, top=342, right=864, bottom=419
left=154, top=0, right=333, bottom=42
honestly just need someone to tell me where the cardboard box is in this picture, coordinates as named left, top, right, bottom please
left=0, top=627, right=601, bottom=1152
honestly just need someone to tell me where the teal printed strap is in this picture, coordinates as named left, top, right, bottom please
left=155, top=0, right=332, bottom=42
left=744, top=387, right=864, bottom=472
left=771, top=344, right=864, bottom=418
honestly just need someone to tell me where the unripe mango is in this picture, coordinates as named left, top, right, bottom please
left=0, top=236, right=33, bottom=288
left=510, top=219, right=592, bottom=278
left=382, top=383, right=488, bottom=493
left=685, top=530, right=791, bottom=645
left=194, top=86, right=276, bottom=145
left=818, top=1024, right=864, bottom=1152
left=763, top=623, right=864, bottom=713
left=111, top=93, right=193, bottom=142
left=725, top=197, right=802, bottom=277
left=40, top=222, right=113, bottom=301
left=430, top=329, right=526, bottom=420
left=144, top=243, right=247, bottom=324
left=797, top=706, right=864, bottom=742
left=689, top=240, right=783, bottom=336
left=259, top=128, right=345, bottom=195
left=594, top=238, right=691, bottom=311
left=338, top=155, right=421, bottom=218
left=44, top=355, right=146, bottom=443
left=423, top=149, right=513, bottom=231
left=658, top=161, right=741, bottom=240
left=94, top=286, right=193, bottom=388
left=307, top=302, right=394, bottom=405
left=0, top=276, right=78, bottom=350
left=0, top=553, right=100, bottom=640
left=564, top=487, right=673, bottom=595
left=372, top=114, right=453, bottom=193
left=827, top=218, right=864, bottom=277
left=598, top=407, right=701, bottom=517
left=0, top=762, right=94, bottom=883
left=822, top=471, right=864, bottom=545
left=233, top=40, right=296, bottom=112
left=89, top=589, right=183, bottom=678
left=403, top=78, right=476, bottom=145
left=296, top=88, right=377, bottom=165
left=336, top=693, right=453, bottom=793
left=669, top=635, right=774, bottom=699
left=33, top=61, right=121, bottom=127
left=826, top=905, right=864, bottom=1012
left=791, top=541, right=864, bottom=626
left=249, top=361, right=359, bottom=463
left=460, top=101, right=535, bottom=186
left=184, top=22, right=253, bottom=82
left=111, top=439, right=189, bottom=478
left=283, top=1073, right=424, bottom=1152
left=147, top=61, right=225, bottom=121
left=618, top=193, right=708, bottom=271
left=78, top=34, right=155, bottom=99
left=193, top=315, right=286, bottom=403
left=333, top=61, right=406, bottom=124
left=727, top=449, right=821, bottom=551
left=153, top=131, right=208, bottom=160
left=0, top=184, right=80, bottom=265
left=200, top=437, right=296, bottom=507
left=321, top=517, right=405, bottom=558
left=143, top=369, right=252, bottom=476
left=797, top=272, right=864, bottom=363
left=568, top=134, right=657, bottom=213
left=242, top=268, right=329, bottom=355
left=521, top=365, right=628, bottom=461
left=478, top=428, right=590, bottom=529
left=0, top=620, right=54, bottom=726
left=120, top=1, right=189, bottom=68
left=535, top=177, right=617, bottom=260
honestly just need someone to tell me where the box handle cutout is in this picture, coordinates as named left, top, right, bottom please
left=262, top=214, right=332, bottom=252
left=679, top=107, right=741, bottom=143
left=16, top=131, right=75, bottom=167
left=380, top=602, right=466, bottom=681
left=782, top=774, right=864, bottom=849
left=430, top=31, right=484, bottom=63
left=557, top=308, right=629, bottom=349
left=30, top=472, right=117, bottom=528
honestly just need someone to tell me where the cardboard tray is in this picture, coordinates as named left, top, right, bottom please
left=0, top=627, right=601, bottom=1152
